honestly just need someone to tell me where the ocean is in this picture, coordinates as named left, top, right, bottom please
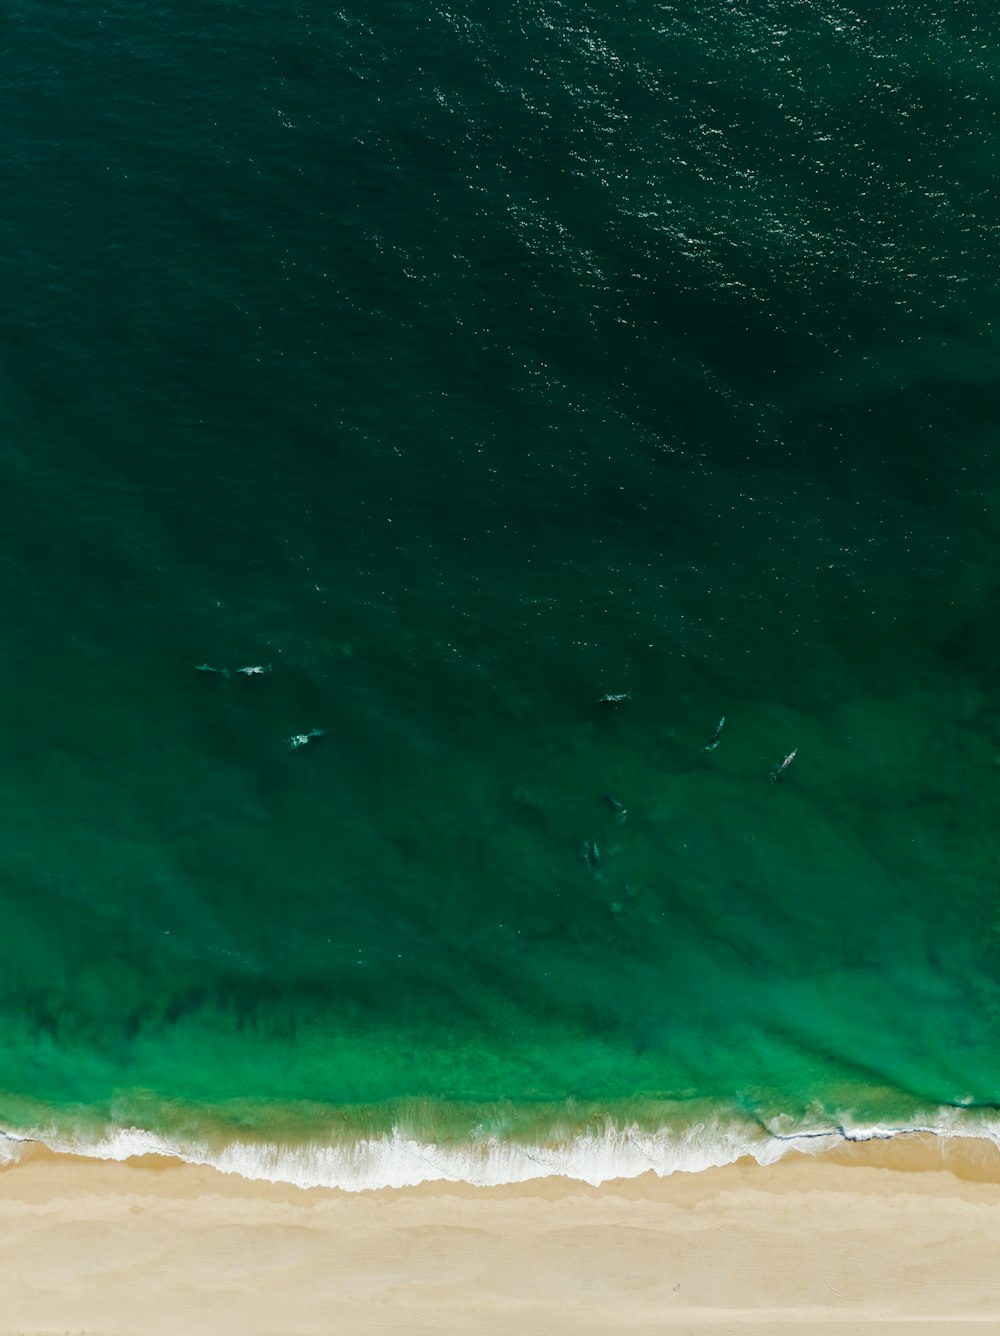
left=2, top=0, right=1000, bottom=1188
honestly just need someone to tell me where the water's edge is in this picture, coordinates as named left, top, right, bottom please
left=2, top=1109, right=996, bottom=1192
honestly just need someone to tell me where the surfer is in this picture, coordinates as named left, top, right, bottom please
left=703, top=716, right=725, bottom=752
left=196, top=663, right=271, bottom=678
left=769, top=749, right=798, bottom=783
left=602, top=794, right=628, bottom=823
left=288, top=728, right=327, bottom=750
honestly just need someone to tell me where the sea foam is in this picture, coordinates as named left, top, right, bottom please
left=2, top=1108, right=997, bottom=1192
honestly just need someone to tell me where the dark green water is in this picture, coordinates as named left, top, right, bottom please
left=2, top=0, right=1000, bottom=1184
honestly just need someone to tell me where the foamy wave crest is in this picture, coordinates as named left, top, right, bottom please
left=6, top=1106, right=1000, bottom=1192
left=0, top=1131, right=33, bottom=1168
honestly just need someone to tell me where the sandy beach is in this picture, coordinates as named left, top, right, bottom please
left=0, top=1135, right=998, bottom=1334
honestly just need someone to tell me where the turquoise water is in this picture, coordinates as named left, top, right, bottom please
left=2, top=0, right=1000, bottom=1182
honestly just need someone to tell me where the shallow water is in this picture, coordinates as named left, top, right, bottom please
left=2, top=0, right=1000, bottom=1183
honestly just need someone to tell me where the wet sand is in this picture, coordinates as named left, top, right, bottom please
left=1, top=1134, right=999, bottom=1334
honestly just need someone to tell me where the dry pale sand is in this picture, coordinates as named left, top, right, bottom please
left=1, top=1135, right=999, bottom=1335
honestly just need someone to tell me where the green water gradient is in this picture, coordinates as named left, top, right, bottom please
left=0, top=0, right=999, bottom=1159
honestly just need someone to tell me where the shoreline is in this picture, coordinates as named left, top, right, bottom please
left=4, top=1107, right=1000, bottom=1192
left=2, top=1134, right=1000, bottom=1333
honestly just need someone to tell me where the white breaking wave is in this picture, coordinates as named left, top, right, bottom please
left=1, top=1108, right=997, bottom=1192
